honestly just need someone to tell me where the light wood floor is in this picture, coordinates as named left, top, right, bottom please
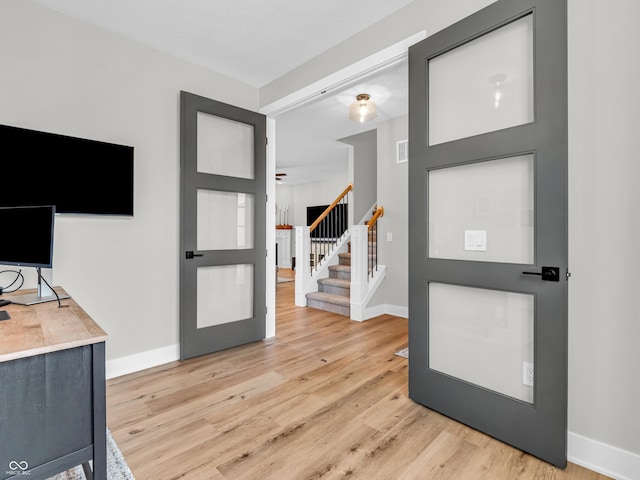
left=106, top=269, right=609, bottom=480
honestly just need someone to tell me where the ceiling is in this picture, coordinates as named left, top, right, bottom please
left=33, top=0, right=413, bottom=184
left=274, top=62, right=408, bottom=185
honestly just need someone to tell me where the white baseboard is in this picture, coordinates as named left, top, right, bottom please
left=357, top=303, right=408, bottom=321
left=382, top=304, right=409, bottom=318
left=106, top=343, right=180, bottom=379
left=106, top=305, right=409, bottom=376
left=568, top=431, right=640, bottom=480
left=351, top=304, right=409, bottom=322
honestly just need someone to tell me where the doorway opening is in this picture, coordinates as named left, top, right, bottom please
left=262, top=32, right=425, bottom=327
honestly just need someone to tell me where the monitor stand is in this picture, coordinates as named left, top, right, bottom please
left=10, top=268, right=71, bottom=306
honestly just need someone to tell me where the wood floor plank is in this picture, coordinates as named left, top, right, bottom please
left=327, top=405, right=449, bottom=480
left=131, top=414, right=281, bottom=480
left=111, top=370, right=285, bottom=454
left=216, top=369, right=407, bottom=479
left=106, top=272, right=612, bottom=480
left=396, top=430, right=472, bottom=479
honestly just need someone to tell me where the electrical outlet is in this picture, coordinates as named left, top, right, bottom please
left=523, top=362, right=534, bottom=387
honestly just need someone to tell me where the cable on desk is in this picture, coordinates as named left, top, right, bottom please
left=0, top=269, right=24, bottom=294
left=38, top=271, right=69, bottom=308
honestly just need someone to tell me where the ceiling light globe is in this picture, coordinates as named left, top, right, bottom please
left=349, top=93, right=377, bottom=122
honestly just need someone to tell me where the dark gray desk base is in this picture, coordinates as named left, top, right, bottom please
left=0, top=343, right=106, bottom=480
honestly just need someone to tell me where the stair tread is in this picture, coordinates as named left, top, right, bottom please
left=328, top=264, right=351, bottom=272
left=318, top=277, right=351, bottom=288
left=306, top=291, right=350, bottom=306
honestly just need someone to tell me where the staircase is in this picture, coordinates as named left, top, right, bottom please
left=294, top=187, right=384, bottom=319
left=306, top=251, right=352, bottom=316
left=305, top=227, right=378, bottom=317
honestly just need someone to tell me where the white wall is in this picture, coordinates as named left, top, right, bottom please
left=338, top=130, right=377, bottom=224
left=567, top=0, right=640, bottom=458
left=0, top=0, right=259, bottom=361
left=278, top=176, right=350, bottom=228
left=274, top=183, right=295, bottom=226
left=370, top=115, right=408, bottom=309
left=261, top=0, right=640, bottom=471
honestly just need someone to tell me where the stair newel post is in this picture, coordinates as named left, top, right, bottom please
left=295, top=226, right=311, bottom=307
left=350, top=225, right=369, bottom=321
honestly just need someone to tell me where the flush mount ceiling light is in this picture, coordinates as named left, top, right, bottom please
left=349, top=93, right=377, bottom=123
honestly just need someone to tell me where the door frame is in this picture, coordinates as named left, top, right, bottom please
left=259, top=32, right=426, bottom=118
left=260, top=32, right=426, bottom=337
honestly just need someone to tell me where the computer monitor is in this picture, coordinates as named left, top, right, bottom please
left=0, top=205, right=69, bottom=305
left=0, top=205, right=55, bottom=268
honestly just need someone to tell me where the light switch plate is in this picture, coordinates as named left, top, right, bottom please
left=464, top=230, right=487, bottom=251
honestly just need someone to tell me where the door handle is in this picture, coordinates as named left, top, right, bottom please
left=522, top=266, right=560, bottom=282
left=185, top=251, right=204, bottom=259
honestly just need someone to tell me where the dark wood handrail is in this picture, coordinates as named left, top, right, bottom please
left=310, top=183, right=353, bottom=232
left=367, top=206, right=384, bottom=230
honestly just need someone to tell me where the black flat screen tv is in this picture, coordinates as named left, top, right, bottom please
left=0, top=205, right=55, bottom=268
left=307, top=204, right=348, bottom=239
left=0, top=124, right=134, bottom=216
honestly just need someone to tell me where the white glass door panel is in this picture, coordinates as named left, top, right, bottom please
left=197, top=112, right=254, bottom=179
left=197, top=265, right=254, bottom=328
left=429, top=14, right=534, bottom=146
left=429, top=155, right=534, bottom=264
left=429, top=283, right=534, bottom=403
left=197, top=190, right=254, bottom=250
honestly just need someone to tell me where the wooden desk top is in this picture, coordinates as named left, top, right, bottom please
left=0, top=288, right=107, bottom=363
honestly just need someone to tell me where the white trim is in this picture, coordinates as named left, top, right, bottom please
left=380, top=304, right=409, bottom=318
left=105, top=304, right=409, bottom=379
left=259, top=31, right=427, bottom=117
left=568, top=431, right=640, bottom=480
left=359, top=303, right=387, bottom=321
left=360, top=303, right=409, bottom=321
left=106, top=343, right=179, bottom=379
left=266, top=117, right=277, bottom=338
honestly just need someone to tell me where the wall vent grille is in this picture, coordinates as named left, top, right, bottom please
left=397, top=139, right=408, bottom=163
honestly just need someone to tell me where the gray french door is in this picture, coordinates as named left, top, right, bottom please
left=180, top=91, right=266, bottom=360
left=408, top=0, right=568, bottom=468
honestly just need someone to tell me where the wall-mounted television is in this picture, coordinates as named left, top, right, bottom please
left=0, top=124, right=134, bottom=216
left=307, top=204, right=348, bottom=239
